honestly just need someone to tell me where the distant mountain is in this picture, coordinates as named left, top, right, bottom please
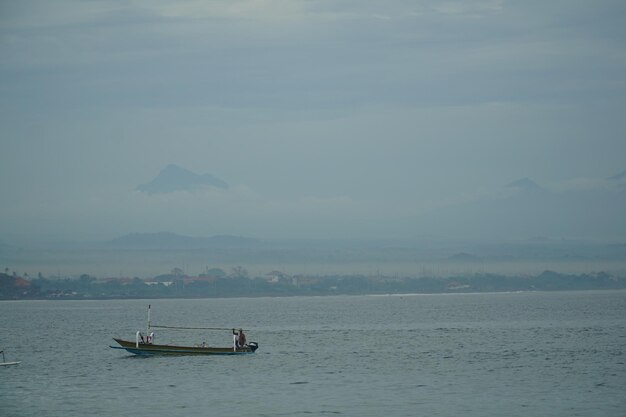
left=607, top=170, right=626, bottom=181
left=414, top=175, right=626, bottom=240
left=136, top=164, right=228, bottom=194
left=608, top=170, right=626, bottom=189
left=106, top=232, right=259, bottom=249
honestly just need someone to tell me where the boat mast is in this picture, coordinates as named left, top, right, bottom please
left=147, top=304, right=151, bottom=336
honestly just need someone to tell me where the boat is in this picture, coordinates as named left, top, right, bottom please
left=111, top=338, right=258, bottom=355
left=110, top=305, right=259, bottom=356
left=0, top=350, right=21, bottom=366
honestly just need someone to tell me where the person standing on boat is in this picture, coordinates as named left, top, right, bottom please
left=232, top=328, right=246, bottom=347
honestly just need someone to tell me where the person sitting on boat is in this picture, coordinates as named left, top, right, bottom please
left=232, top=328, right=246, bottom=347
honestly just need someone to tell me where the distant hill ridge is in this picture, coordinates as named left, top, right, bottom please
left=608, top=170, right=626, bottom=181
left=107, top=232, right=259, bottom=249
left=506, top=177, right=543, bottom=191
left=137, top=164, right=228, bottom=194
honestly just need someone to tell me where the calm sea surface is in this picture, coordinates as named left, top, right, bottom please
left=1, top=291, right=625, bottom=417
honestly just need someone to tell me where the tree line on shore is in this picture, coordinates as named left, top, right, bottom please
left=1, top=269, right=625, bottom=300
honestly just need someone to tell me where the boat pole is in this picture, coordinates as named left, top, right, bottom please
left=147, top=304, right=151, bottom=337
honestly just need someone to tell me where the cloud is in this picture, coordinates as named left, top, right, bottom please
left=140, top=0, right=308, bottom=20
left=2, top=0, right=624, bottom=115
left=0, top=176, right=370, bottom=239
left=134, top=0, right=505, bottom=21
left=545, top=174, right=626, bottom=193
left=122, top=186, right=367, bottom=238
left=1, top=1, right=626, bottom=242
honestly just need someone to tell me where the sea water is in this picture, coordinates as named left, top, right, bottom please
left=1, top=291, right=625, bottom=417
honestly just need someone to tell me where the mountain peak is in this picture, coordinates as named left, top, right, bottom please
left=161, top=164, right=187, bottom=175
left=136, top=164, right=228, bottom=195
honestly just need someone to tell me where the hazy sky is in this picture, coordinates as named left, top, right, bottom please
left=1, top=0, right=625, bottom=241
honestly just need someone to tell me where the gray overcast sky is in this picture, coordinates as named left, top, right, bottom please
left=1, top=0, right=625, bottom=241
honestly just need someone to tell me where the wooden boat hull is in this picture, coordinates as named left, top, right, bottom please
left=111, top=338, right=258, bottom=355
